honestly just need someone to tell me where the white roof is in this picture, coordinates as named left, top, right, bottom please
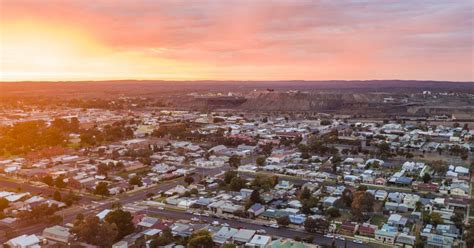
left=96, top=209, right=111, bottom=220
left=7, top=234, right=40, bottom=247
left=248, top=235, right=271, bottom=245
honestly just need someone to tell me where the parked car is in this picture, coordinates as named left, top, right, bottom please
left=256, top=229, right=267, bottom=234
left=353, top=239, right=364, bottom=244
left=212, top=221, right=220, bottom=226
left=269, top=224, right=279, bottom=229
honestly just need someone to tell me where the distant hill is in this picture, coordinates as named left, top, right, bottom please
left=1, top=80, right=473, bottom=98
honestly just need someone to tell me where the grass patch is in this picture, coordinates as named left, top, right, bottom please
left=370, top=215, right=388, bottom=228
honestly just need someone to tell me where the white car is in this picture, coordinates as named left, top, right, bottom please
left=324, top=234, right=334, bottom=238
left=353, top=239, right=364, bottom=244
left=191, top=217, right=200, bottom=222
left=193, top=212, right=201, bottom=216
left=157, top=207, right=164, bottom=210
left=222, top=223, right=229, bottom=227
left=336, top=235, right=345, bottom=241
left=256, top=229, right=267, bottom=234
left=269, top=224, right=279, bottom=229
left=212, top=221, right=220, bottom=226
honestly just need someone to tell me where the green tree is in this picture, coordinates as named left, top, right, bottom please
left=0, top=198, right=9, bottom=211
left=187, top=230, right=214, bottom=248
left=94, top=182, right=110, bottom=196
left=229, top=177, right=247, bottom=191
left=277, top=215, right=291, bottom=227
left=54, top=175, right=67, bottom=188
left=105, top=209, right=135, bottom=241
left=228, top=155, right=241, bottom=168
left=73, top=215, right=117, bottom=247
left=224, top=170, right=238, bottom=185
left=300, top=187, right=311, bottom=200
left=222, top=244, right=236, bottom=248
left=326, top=207, right=341, bottom=219
left=256, top=156, right=266, bottom=167
left=422, top=173, right=432, bottom=183
left=41, top=175, right=54, bottom=187
left=304, top=218, right=329, bottom=233
left=184, top=176, right=195, bottom=185
left=249, top=190, right=262, bottom=205
left=53, top=190, right=62, bottom=201
left=430, top=212, right=443, bottom=225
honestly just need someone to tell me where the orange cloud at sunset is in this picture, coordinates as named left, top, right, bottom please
left=0, top=0, right=473, bottom=81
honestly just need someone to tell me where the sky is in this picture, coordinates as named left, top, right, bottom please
left=1, top=0, right=473, bottom=81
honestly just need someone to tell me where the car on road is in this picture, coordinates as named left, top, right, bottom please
left=256, top=229, right=267, bottom=234
left=222, top=223, right=229, bottom=227
left=157, top=207, right=164, bottom=210
left=212, top=221, right=220, bottom=226
left=353, top=239, right=364, bottom=244
left=336, top=235, right=345, bottom=241
left=269, top=224, right=279, bottom=229
left=324, top=234, right=334, bottom=238
left=202, top=212, right=210, bottom=216
left=191, top=217, right=200, bottom=222
left=186, top=210, right=193, bottom=214
left=193, top=212, right=201, bottom=216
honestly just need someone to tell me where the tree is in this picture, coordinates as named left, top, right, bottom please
left=222, top=244, right=236, bottom=248
left=54, top=175, right=67, bottom=188
left=340, top=188, right=353, bottom=208
left=229, top=177, right=247, bottom=191
left=301, top=196, right=319, bottom=215
left=256, top=156, right=266, bottom=167
left=41, top=175, right=54, bottom=187
left=430, top=212, right=443, bottom=225
left=431, top=160, right=447, bottom=175
left=73, top=215, right=117, bottom=247
left=422, top=173, right=432, bottom=183
left=53, top=190, right=62, bottom=201
left=249, top=190, right=262, bottom=205
left=326, top=207, right=341, bottom=219
left=252, top=174, right=278, bottom=191
left=105, top=209, right=135, bottom=240
left=184, top=176, right=195, bottom=185
left=304, top=218, right=329, bottom=233
left=0, top=198, right=9, bottom=211
left=351, top=191, right=375, bottom=221
left=277, top=215, right=291, bottom=227
left=465, top=219, right=474, bottom=248
left=63, top=190, right=81, bottom=206
left=97, top=163, right=110, bottom=175
left=94, top=182, right=110, bottom=196
left=129, top=176, right=143, bottom=187
left=224, top=170, right=238, bottom=185
left=187, top=229, right=214, bottom=248
left=229, top=155, right=241, bottom=168
left=300, top=187, right=311, bottom=200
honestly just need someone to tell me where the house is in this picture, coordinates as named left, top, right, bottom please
left=233, top=229, right=256, bottom=244
left=240, top=188, right=254, bottom=198
left=395, top=233, right=416, bottom=247
left=387, top=214, right=408, bottom=230
left=213, top=227, right=239, bottom=245
left=113, top=241, right=129, bottom=248
left=246, top=235, right=272, bottom=248
left=322, top=197, right=338, bottom=208
left=425, top=234, right=454, bottom=248
left=358, top=223, right=377, bottom=238
left=339, top=221, right=358, bottom=236
left=374, top=190, right=388, bottom=201
left=248, top=203, right=265, bottom=217
left=137, top=216, right=159, bottom=230
left=5, top=234, right=40, bottom=248
left=375, top=224, right=398, bottom=244
left=42, top=225, right=70, bottom=243
left=275, top=180, right=294, bottom=190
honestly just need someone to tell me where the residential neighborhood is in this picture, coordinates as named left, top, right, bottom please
left=0, top=100, right=472, bottom=248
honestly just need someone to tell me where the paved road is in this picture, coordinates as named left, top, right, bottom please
left=145, top=207, right=371, bottom=248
